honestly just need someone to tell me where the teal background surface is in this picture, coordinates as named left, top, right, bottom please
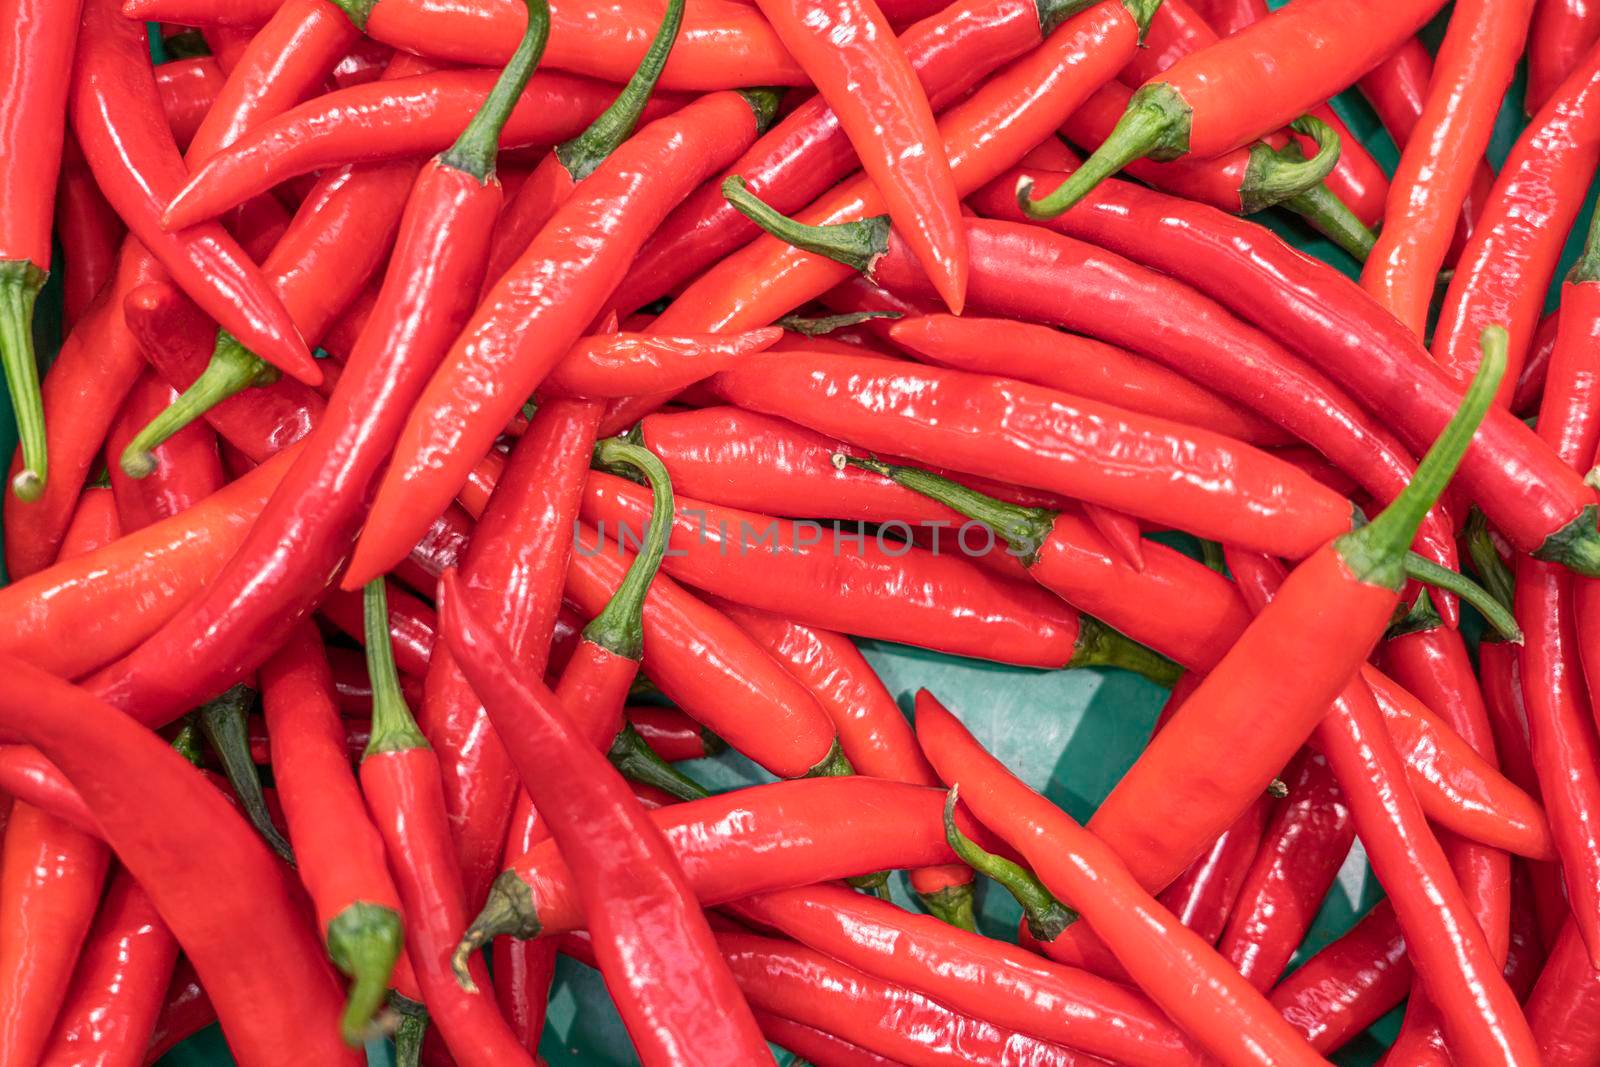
left=0, top=12, right=1593, bottom=1066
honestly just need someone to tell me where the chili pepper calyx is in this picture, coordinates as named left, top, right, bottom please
left=327, top=901, right=405, bottom=1046
left=1463, top=510, right=1516, bottom=616
left=199, top=683, right=296, bottom=864
left=1266, top=778, right=1290, bottom=799
left=775, top=310, right=902, bottom=337
left=556, top=0, right=683, bottom=182
left=585, top=438, right=676, bottom=660
left=391, top=999, right=429, bottom=1067
left=1532, top=503, right=1600, bottom=577
left=803, top=738, right=855, bottom=778
left=439, top=0, right=553, bottom=181
left=455, top=870, right=542, bottom=986
left=833, top=452, right=1056, bottom=566
left=1017, top=83, right=1190, bottom=219
left=1384, top=590, right=1443, bottom=641
left=723, top=177, right=889, bottom=276
left=327, top=0, right=377, bottom=29
left=918, top=881, right=979, bottom=931
left=607, top=722, right=710, bottom=800
left=1069, top=615, right=1182, bottom=685
left=1120, top=0, right=1165, bottom=38
left=169, top=714, right=205, bottom=768
left=1239, top=116, right=1343, bottom=215
left=121, top=333, right=277, bottom=478
left=1032, top=0, right=1098, bottom=36
left=1569, top=202, right=1600, bottom=285
left=847, top=870, right=893, bottom=891
left=1335, top=327, right=1505, bottom=590
left=361, top=581, right=432, bottom=756
left=942, top=787, right=1078, bottom=939
left=738, top=88, right=785, bottom=135
left=1401, top=553, right=1521, bottom=642
left=0, top=260, right=47, bottom=501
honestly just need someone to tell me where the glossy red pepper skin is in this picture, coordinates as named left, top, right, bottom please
left=55, top=137, right=123, bottom=331
left=144, top=958, right=215, bottom=1064
left=0, top=658, right=359, bottom=1066
left=154, top=56, right=225, bottom=152
left=321, top=581, right=438, bottom=678
left=543, top=328, right=780, bottom=399
left=422, top=400, right=599, bottom=906
left=892, top=313, right=1289, bottom=446
left=566, top=523, right=840, bottom=778
left=712, top=349, right=1351, bottom=559
left=994, top=163, right=1600, bottom=569
left=36, top=867, right=180, bottom=1067
left=1527, top=919, right=1600, bottom=1066
left=625, top=706, right=719, bottom=762
left=583, top=471, right=1095, bottom=668
left=1156, top=793, right=1270, bottom=944
left=1434, top=41, right=1600, bottom=398
left=442, top=573, right=774, bottom=1064
left=1268, top=901, right=1411, bottom=1054
left=0, top=0, right=81, bottom=275
left=1530, top=0, right=1600, bottom=111
left=69, top=0, right=316, bottom=384
left=0, top=445, right=296, bottom=683
left=0, top=746, right=97, bottom=836
left=916, top=692, right=1328, bottom=1067
left=350, top=90, right=773, bottom=585
left=608, top=0, right=1048, bottom=317
left=731, top=885, right=1205, bottom=1067
left=1217, top=750, right=1353, bottom=989
left=105, top=371, right=225, bottom=531
left=753, top=1013, right=904, bottom=1067
left=161, top=70, right=681, bottom=228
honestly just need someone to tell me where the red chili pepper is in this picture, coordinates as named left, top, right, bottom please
left=104, top=371, right=225, bottom=532
left=606, top=0, right=1060, bottom=318
left=1526, top=919, right=1600, bottom=1066
left=69, top=0, right=318, bottom=386
left=440, top=564, right=775, bottom=1063
left=144, top=957, right=216, bottom=1064
left=753, top=1013, right=904, bottom=1067
left=1433, top=40, right=1600, bottom=399
left=347, top=87, right=781, bottom=585
left=36, top=867, right=181, bottom=1067
left=991, top=160, right=1600, bottom=575
left=624, top=706, right=723, bottom=762
left=0, top=746, right=97, bottom=837
left=248, top=714, right=368, bottom=765
left=1156, top=792, right=1271, bottom=944
left=1529, top=0, right=1600, bottom=112
left=1216, top=750, right=1353, bottom=989
left=161, top=69, right=682, bottom=230
left=916, top=692, right=1329, bottom=1067
left=542, top=328, right=781, bottom=400
left=54, top=136, right=124, bottom=332
left=322, top=581, right=438, bottom=679
left=0, top=657, right=360, bottom=1065
left=154, top=56, right=225, bottom=151
left=729, top=884, right=1206, bottom=1067
left=72, top=11, right=549, bottom=732
left=0, top=0, right=84, bottom=499
left=1268, top=900, right=1411, bottom=1054
left=707, top=344, right=1353, bottom=560
left=1016, top=0, right=1446, bottom=216
left=583, top=470, right=1173, bottom=675
left=261, top=625, right=412, bottom=1041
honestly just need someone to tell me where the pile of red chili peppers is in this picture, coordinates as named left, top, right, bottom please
left=7, top=0, right=1600, bottom=1062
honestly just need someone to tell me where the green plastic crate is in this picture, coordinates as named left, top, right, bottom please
left=2, top=15, right=1593, bottom=1066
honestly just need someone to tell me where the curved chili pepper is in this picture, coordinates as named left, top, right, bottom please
left=566, top=520, right=843, bottom=777
left=1360, top=0, right=1533, bottom=336
left=1217, top=750, right=1353, bottom=989
left=144, top=957, right=216, bottom=1064
left=625, top=705, right=724, bottom=763
left=154, top=56, right=225, bottom=151
left=1156, top=792, right=1271, bottom=944
left=1433, top=40, right=1600, bottom=398
left=0, top=0, right=84, bottom=498
left=105, top=371, right=225, bottom=532
left=1526, top=919, right=1600, bottom=1066
left=754, top=1012, right=903, bottom=1067
left=160, top=70, right=683, bottom=229
left=0, top=657, right=359, bottom=1065
left=584, top=469, right=1172, bottom=676
left=892, top=313, right=1288, bottom=445
left=730, top=884, right=1205, bottom=1067
left=543, top=328, right=781, bottom=399
left=73, top=9, right=549, bottom=732
left=55, top=137, right=124, bottom=332
left=707, top=343, right=1352, bottom=560
left=36, top=866, right=180, bottom=1067
left=606, top=0, right=1063, bottom=318
left=0, top=744, right=97, bottom=837
left=1017, top=0, right=1446, bottom=216
left=480, top=0, right=684, bottom=288
left=1530, top=0, right=1600, bottom=112
left=470, top=778, right=981, bottom=945
left=1269, top=900, right=1411, bottom=1054
left=440, top=568, right=774, bottom=1063
left=347, top=87, right=781, bottom=585
left=988, top=161, right=1600, bottom=575
left=357, top=582, right=536, bottom=1066
left=917, top=692, right=1329, bottom=1067
left=261, top=625, right=409, bottom=1043
left=69, top=0, right=317, bottom=385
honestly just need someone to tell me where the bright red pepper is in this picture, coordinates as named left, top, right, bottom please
left=104, top=370, right=225, bottom=532
left=1526, top=919, right=1600, bottom=1066
left=0, top=746, right=97, bottom=837
left=543, top=328, right=781, bottom=399
left=1268, top=901, right=1411, bottom=1054
left=54, top=136, right=123, bottom=332
left=625, top=705, right=723, bottom=763
left=1529, top=0, right=1600, bottom=112
left=753, top=1013, right=903, bottom=1067
left=144, top=958, right=216, bottom=1064
left=154, top=55, right=225, bottom=151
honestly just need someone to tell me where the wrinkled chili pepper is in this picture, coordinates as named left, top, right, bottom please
left=1269, top=900, right=1412, bottom=1054
left=543, top=328, right=781, bottom=399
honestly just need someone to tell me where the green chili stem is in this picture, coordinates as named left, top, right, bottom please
left=556, top=0, right=683, bottom=181
left=362, top=581, right=431, bottom=756
left=1569, top=198, right=1600, bottom=285
left=918, top=881, right=979, bottom=932
left=1336, top=327, right=1506, bottom=589
left=943, top=787, right=1076, bottom=940
left=454, top=870, right=541, bottom=989
left=1402, top=553, right=1522, bottom=643
left=803, top=738, right=855, bottom=778
left=585, top=438, right=676, bottom=661
left=1283, top=179, right=1377, bottom=262
left=439, top=0, right=552, bottom=180
left=1017, top=83, right=1190, bottom=219
left=606, top=723, right=709, bottom=801
left=1239, top=116, right=1342, bottom=215
left=327, top=901, right=405, bottom=1045
left=722, top=176, right=888, bottom=274
left=198, top=684, right=295, bottom=863
left=121, top=333, right=276, bottom=478
left=1463, top=510, right=1516, bottom=616
left=0, top=261, right=46, bottom=501
left=1068, top=615, right=1182, bottom=686
left=775, top=310, right=902, bottom=337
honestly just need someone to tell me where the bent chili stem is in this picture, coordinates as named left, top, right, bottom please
left=119, top=332, right=278, bottom=478
left=196, top=682, right=294, bottom=863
